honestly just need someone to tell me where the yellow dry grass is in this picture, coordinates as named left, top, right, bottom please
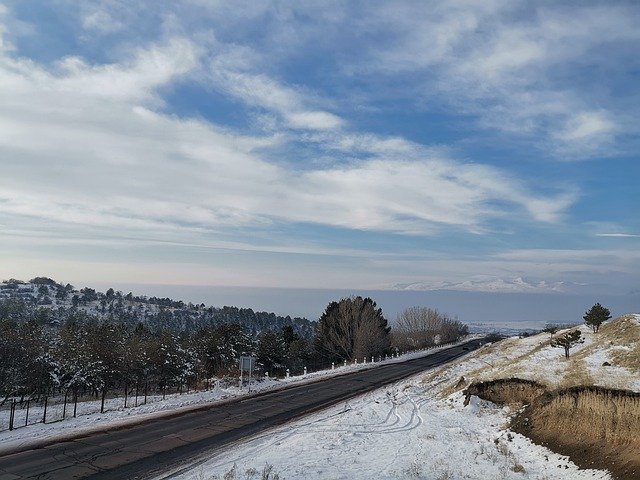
left=600, top=314, right=640, bottom=372
left=557, top=356, right=594, bottom=389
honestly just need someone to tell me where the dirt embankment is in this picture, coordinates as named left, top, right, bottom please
left=464, top=379, right=640, bottom=480
left=463, top=378, right=546, bottom=407
left=512, top=386, right=640, bottom=480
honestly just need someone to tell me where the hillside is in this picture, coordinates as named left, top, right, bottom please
left=431, top=313, right=640, bottom=395
left=166, top=314, right=640, bottom=480
left=0, top=277, right=315, bottom=338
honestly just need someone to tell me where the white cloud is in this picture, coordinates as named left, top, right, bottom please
left=207, top=60, right=345, bottom=131
left=354, top=1, right=640, bottom=159
left=0, top=16, right=573, bottom=246
left=596, top=233, right=640, bottom=238
left=560, top=111, right=615, bottom=142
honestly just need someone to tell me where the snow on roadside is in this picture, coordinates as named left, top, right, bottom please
left=0, top=339, right=474, bottom=455
left=162, top=374, right=610, bottom=480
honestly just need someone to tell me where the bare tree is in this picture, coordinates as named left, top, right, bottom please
left=394, top=307, right=468, bottom=350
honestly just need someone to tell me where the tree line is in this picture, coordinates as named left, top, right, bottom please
left=0, top=294, right=469, bottom=404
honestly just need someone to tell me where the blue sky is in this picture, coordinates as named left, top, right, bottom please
left=0, top=0, right=639, bottom=296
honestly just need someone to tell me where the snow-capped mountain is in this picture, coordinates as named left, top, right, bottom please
left=393, top=276, right=574, bottom=293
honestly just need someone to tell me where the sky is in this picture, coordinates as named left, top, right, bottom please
left=0, top=0, right=639, bottom=300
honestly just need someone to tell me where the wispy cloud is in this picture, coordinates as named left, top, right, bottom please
left=352, top=1, right=640, bottom=159
left=596, top=233, right=640, bottom=238
left=0, top=1, right=636, bottom=292
left=0, top=15, right=573, bottom=246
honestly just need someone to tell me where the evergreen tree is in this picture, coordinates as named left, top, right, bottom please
left=257, top=330, right=286, bottom=375
left=550, top=330, right=584, bottom=358
left=583, top=303, right=611, bottom=333
left=315, top=296, right=390, bottom=364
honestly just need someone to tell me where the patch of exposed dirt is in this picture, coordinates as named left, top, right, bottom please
left=510, top=386, right=640, bottom=480
left=463, top=378, right=546, bottom=407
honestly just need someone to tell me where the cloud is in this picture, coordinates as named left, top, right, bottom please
left=352, top=1, right=640, bottom=159
left=0, top=13, right=574, bottom=249
left=596, top=233, right=640, bottom=238
left=207, top=57, right=345, bottom=131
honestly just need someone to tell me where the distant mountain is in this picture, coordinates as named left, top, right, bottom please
left=393, top=276, right=574, bottom=293
left=0, top=277, right=315, bottom=338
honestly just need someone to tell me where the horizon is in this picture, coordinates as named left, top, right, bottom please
left=1, top=1, right=639, bottom=299
left=5, top=276, right=637, bottom=328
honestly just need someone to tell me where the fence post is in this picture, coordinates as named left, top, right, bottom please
left=100, top=389, right=106, bottom=414
left=63, top=390, right=68, bottom=419
left=43, top=396, right=48, bottom=424
left=124, top=385, right=128, bottom=409
left=144, top=381, right=148, bottom=405
left=286, top=369, right=290, bottom=379
left=73, top=391, right=78, bottom=418
left=25, top=399, right=30, bottom=427
left=9, top=400, right=15, bottom=431
left=371, top=356, right=374, bottom=363
left=303, top=367, right=307, bottom=376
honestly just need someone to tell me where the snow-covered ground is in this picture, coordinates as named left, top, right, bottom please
left=160, top=315, right=640, bottom=480
left=0, top=341, right=470, bottom=455
left=161, top=378, right=609, bottom=480
left=444, top=313, right=640, bottom=393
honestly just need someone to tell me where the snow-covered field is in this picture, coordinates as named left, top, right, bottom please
left=160, top=315, right=640, bottom=480
left=0, top=341, right=468, bottom=455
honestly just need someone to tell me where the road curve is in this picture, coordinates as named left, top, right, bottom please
left=0, top=339, right=485, bottom=480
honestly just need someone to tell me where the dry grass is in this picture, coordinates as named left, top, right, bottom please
left=600, top=315, right=640, bottom=372
left=460, top=335, right=563, bottom=390
left=558, top=355, right=594, bottom=389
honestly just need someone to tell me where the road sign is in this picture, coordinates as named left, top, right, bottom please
left=239, top=356, right=256, bottom=390
left=239, top=356, right=256, bottom=372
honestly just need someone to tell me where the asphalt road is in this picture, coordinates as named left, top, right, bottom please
left=0, top=338, right=485, bottom=480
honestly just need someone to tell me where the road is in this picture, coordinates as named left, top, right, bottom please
left=0, top=338, right=485, bottom=480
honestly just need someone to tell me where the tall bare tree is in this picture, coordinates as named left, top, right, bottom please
left=394, top=307, right=467, bottom=350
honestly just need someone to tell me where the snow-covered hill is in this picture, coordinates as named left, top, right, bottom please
left=0, top=277, right=314, bottom=336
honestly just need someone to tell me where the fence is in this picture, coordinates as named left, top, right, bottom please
left=0, top=383, right=177, bottom=433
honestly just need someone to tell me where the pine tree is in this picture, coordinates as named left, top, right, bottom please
left=583, top=303, right=611, bottom=333
left=550, top=330, right=584, bottom=358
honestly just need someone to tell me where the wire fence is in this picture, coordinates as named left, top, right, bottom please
left=0, top=383, right=196, bottom=433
